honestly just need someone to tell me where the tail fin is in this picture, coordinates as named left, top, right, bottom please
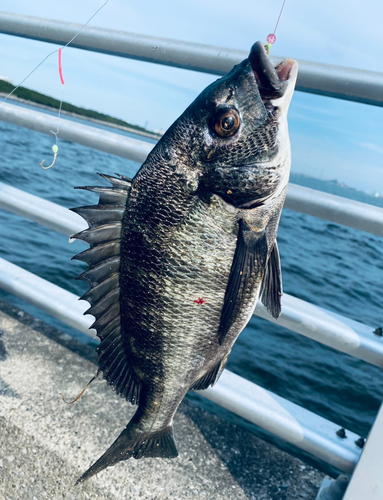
left=76, top=422, right=178, bottom=484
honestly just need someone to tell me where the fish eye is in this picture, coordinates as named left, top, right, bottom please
left=212, top=108, right=240, bottom=137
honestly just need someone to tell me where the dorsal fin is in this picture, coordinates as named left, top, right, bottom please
left=71, top=174, right=142, bottom=405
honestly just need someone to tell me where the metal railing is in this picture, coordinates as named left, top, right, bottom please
left=1, top=13, right=383, bottom=497
left=1, top=12, right=383, bottom=107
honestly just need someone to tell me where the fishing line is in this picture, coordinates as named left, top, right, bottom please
left=60, top=370, right=100, bottom=404
left=0, top=0, right=109, bottom=168
left=265, top=0, right=287, bottom=53
left=0, top=1, right=109, bottom=107
left=40, top=50, right=64, bottom=169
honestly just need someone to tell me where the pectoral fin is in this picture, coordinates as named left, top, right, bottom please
left=218, top=220, right=268, bottom=344
left=261, top=241, right=282, bottom=319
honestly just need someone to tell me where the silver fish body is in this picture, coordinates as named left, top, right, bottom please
left=73, top=42, right=298, bottom=482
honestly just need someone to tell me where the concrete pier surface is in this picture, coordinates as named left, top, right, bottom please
left=0, top=300, right=323, bottom=499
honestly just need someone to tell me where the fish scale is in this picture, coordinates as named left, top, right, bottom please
left=73, top=41, right=298, bottom=483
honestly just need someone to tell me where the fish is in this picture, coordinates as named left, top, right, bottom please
left=71, top=41, right=298, bottom=483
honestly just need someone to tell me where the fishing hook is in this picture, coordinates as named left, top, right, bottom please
left=40, top=144, right=58, bottom=169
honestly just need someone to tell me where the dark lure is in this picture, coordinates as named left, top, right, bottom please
left=72, top=41, right=298, bottom=483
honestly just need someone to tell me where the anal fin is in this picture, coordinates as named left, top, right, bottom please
left=260, top=240, right=282, bottom=319
left=218, top=220, right=268, bottom=345
left=189, top=355, right=229, bottom=391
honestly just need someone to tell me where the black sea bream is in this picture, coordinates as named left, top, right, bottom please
left=72, top=41, right=298, bottom=482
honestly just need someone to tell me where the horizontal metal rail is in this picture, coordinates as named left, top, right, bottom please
left=1, top=102, right=382, bottom=237
left=0, top=182, right=87, bottom=236
left=0, top=257, right=94, bottom=336
left=0, top=101, right=151, bottom=165
left=1, top=12, right=383, bottom=107
left=201, top=371, right=362, bottom=474
left=255, top=298, right=383, bottom=368
left=0, top=256, right=363, bottom=474
left=284, top=184, right=383, bottom=237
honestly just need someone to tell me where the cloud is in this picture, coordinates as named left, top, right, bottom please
left=357, top=142, right=383, bottom=156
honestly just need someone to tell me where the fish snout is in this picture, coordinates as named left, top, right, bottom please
left=249, top=41, right=298, bottom=103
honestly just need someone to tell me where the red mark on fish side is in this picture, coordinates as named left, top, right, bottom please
left=58, top=49, right=64, bottom=85
left=194, top=298, right=205, bottom=305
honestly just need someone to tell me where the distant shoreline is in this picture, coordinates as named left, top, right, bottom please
left=0, top=92, right=162, bottom=141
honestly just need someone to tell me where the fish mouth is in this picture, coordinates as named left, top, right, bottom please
left=249, top=41, right=298, bottom=101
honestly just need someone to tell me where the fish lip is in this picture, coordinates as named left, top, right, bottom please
left=249, top=41, right=297, bottom=101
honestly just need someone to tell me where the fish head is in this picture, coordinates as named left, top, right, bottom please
left=176, top=41, right=298, bottom=208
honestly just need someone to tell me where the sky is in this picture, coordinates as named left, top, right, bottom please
left=0, top=0, right=383, bottom=193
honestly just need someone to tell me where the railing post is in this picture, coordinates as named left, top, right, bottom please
left=342, top=404, right=383, bottom=499
left=316, top=476, right=349, bottom=500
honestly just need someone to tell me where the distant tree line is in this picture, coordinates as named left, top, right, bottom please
left=0, top=80, right=149, bottom=133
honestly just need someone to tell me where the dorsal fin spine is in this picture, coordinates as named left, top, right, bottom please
left=96, top=326, right=121, bottom=351
left=86, top=288, right=120, bottom=319
left=80, top=273, right=119, bottom=305
left=94, top=315, right=120, bottom=341
left=75, top=256, right=120, bottom=287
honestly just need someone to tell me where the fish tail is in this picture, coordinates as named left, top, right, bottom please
left=76, top=420, right=178, bottom=484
